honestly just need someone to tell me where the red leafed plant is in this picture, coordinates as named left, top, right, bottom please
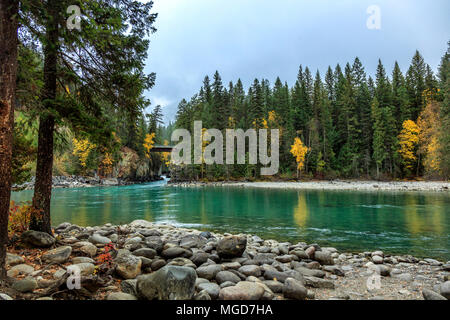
left=96, top=243, right=115, bottom=268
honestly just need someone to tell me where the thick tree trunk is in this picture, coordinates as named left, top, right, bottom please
left=31, top=1, right=59, bottom=234
left=0, top=0, right=19, bottom=279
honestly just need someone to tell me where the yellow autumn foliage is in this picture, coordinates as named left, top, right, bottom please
left=398, top=120, right=420, bottom=171
left=143, top=133, right=156, bottom=158
left=72, top=137, right=96, bottom=168
left=290, top=137, right=309, bottom=171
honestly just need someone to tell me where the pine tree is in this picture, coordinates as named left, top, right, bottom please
left=392, top=62, right=410, bottom=127
left=438, top=43, right=450, bottom=178
left=406, top=50, right=427, bottom=120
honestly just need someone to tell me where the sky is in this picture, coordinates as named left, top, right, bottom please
left=143, top=0, right=450, bottom=124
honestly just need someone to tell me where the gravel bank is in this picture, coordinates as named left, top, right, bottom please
left=169, top=180, right=450, bottom=192
left=2, top=221, right=449, bottom=301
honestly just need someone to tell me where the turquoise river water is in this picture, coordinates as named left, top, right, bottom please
left=11, top=180, right=450, bottom=260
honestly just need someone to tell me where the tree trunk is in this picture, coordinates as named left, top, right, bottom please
left=0, top=0, right=19, bottom=280
left=31, top=1, right=59, bottom=234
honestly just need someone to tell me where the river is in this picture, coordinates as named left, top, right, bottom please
left=11, top=179, right=450, bottom=260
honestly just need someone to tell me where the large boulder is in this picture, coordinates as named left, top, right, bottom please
left=136, top=266, right=197, bottom=300
left=440, top=281, right=450, bottom=299
left=422, top=288, right=447, bottom=300
left=21, top=230, right=55, bottom=248
left=219, top=281, right=265, bottom=300
left=42, top=246, right=72, bottom=263
left=282, top=278, right=307, bottom=300
left=115, top=250, right=142, bottom=279
left=216, top=236, right=247, bottom=259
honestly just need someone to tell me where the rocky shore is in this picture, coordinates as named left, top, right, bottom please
left=12, top=175, right=163, bottom=191
left=169, top=180, right=450, bottom=192
left=1, top=221, right=449, bottom=301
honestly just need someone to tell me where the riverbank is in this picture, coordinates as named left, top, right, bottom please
left=169, top=180, right=450, bottom=192
left=1, top=220, right=449, bottom=300
left=12, top=175, right=163, bottom=191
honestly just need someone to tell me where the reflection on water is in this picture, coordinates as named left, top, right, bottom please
left=11, top=181, right=450, bottom=260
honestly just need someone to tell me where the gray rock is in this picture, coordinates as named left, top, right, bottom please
left=145, top=237, right=164, bottom=253
left=220, top=281, right=236, bottom=289
left=137, top=266, right=197, bottom=300
left=167, top=257, right=196, bottom=268
left=115, top=250, right=142, bottom=279
left=282, top=278, right=307, bottom=300
left=74, top=241, right=97, bottom=257
left=21, top=230, right=55, bottom=248
left=216, top=271, right=241, bottom=284
left=322, top=265, right=345, bottom=276
left=42, top=246, right=72, bottom=263
left=72, top=257, right=95, bottom=264
left=151, top=259, right=166, bottom=271
left=290, top=249, right=309, bottom=260
left=190, top=251, right=209, bottom=266
left=238, top=265, right=261, bottom=277
left=161, top=247, right=192, bottom=259
left=275, top=255, right=297, bottom=263
left=198, top=282, right=220, bottom=299
left=199, top=231, right=212, bottom=239
left=12, top=278, right=37, bottom=293
left=219, top=281, right=264, bottom=300
left=7, top=264, right=34, bottom=277
left=180, top=235, right=206, bottom=248
left=194, top=290, right=211, bottom=300
left=294, top=266, right=325, bottom=278
left=0, top=293, right=13, bottom=300
left=372, top=255, right=384, bottom=264
left=217, top=236, right=247, bottom=259
left=304, top=276, right=335, bottom=289
left=196, top=264, right=223, bottom=280
left=121, top=279, right=138, bottom=296
left=6, top=253, right=24, bottom=267
left=440, top=281, right=450, bottom=299
left=107, top=292, right=137, bottom=300
left=264, top=280, right=283, bottom=293
left=314, top=251, right=334, bottom=265
left=222, top=262, right=241, bottom=270
left=422, top=288, right=447, bottom=300
left=88, top=233, right=111, bottom=245
left=133, top=248, right=157, bottom=259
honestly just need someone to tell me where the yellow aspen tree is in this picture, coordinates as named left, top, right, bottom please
left=398, top=120, right=420, bottom=173
left=417, top=101, right=441, bottom=175
left=72, top=137, right=96, bottom=168
left=143, top=133, right=156, bottom=159
left=290, top=137, right=309, bottom=178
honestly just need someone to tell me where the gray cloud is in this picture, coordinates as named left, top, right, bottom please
left=144, top=0, right=450, bottom=124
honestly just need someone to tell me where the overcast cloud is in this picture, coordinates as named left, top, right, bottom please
left=143, top=0, right=450, bottom=124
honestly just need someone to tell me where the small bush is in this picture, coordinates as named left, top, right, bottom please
left=8, top=201, right=33, bottom=237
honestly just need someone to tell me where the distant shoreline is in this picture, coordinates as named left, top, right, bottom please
left=168, top=180, right=450, bottom=192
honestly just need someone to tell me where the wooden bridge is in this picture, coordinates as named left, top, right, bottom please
left=150, top=145, right=174, bottom=153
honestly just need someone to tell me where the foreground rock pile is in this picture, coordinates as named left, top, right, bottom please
left=1, top=220, right=449, bottom=300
